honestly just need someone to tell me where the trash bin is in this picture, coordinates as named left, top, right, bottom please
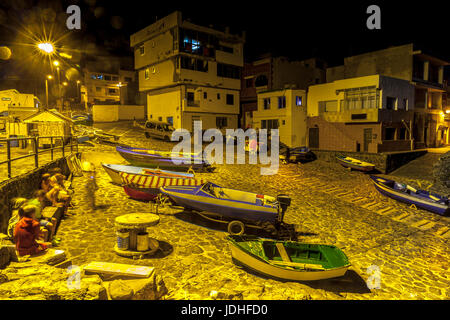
left=136, top=232, right=149, bottom=252
left=116, top=229, right=129, bottom=250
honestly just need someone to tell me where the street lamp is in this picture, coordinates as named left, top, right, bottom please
left=76, top=80, right=81, bottom=102
left=53, top=60, right=62, bottom=111
left=37, top=42, right=54, bottom=54
left=45, top=75, right=52, bottom=109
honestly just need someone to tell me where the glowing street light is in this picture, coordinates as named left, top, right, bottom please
left=37, top=42, right=54, bottom=54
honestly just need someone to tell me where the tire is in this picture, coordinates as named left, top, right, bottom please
left=227, top=220, right=245, bottom=235
left=145, top=132, right=150, bottom=138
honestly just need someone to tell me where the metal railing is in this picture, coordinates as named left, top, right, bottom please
left=0, top=135, right=79, bottom=179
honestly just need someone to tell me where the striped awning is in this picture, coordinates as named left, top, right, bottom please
left=119, top=172, right=205, bottom=188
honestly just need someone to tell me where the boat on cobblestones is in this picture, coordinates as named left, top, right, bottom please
left=120, top=171, right=206, bottom=201
left=227, top=235, right=351, bottom=281
left=160, top=182, right=291, bottom=223
left=337, top=155, right=375, bottom=172
left=369, top=175, right=450, bottom=216
left=102, top=163, right=194, bottom=184
left=116, top=145, right=212, bottom=172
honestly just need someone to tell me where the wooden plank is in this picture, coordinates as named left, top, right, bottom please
left=435, top=227, right=450, bottom=238
left=83, top=261, right=155, bottom=278
left=411, top=220, right=436, bottom=230
left=392, top=212, right=411, bottom=221
left=275, top=243, right=291, bottom=263
left=268, top=259, right=325, bottom=270
left=361, top=201, right=379, bottom=209
left=376, top=207, right=396, bottom=215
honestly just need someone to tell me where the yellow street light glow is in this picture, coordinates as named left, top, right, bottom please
left=446, top=110, right=450, bottom=114
left=37, top=42, right=54, bottom=54
left=62, top=81, right=68, bottom=86
left=47, top=75, right=52, bottom=79
left=53, top=60, right=60, bottom=67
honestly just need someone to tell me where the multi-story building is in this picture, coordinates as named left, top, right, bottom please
left=252, top=88, right=307, bottom=148
left=307, top=75, right=415, bottom=153
left=327, top=43, right=450, bottom=148
left=240, top=55, right=326, bottom=129
left=130, top=11, right=245, bottom=132
left=82, top=67, right=136, bottom=106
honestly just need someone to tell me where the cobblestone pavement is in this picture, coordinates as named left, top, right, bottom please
left=9, top=122, right=450, bottom=299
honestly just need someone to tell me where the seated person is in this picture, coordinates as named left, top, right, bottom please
left=7, top=198, right=28, bottom=241
left=13, top=205, right=51, bottom=257
left=28, top=190, right=57, bottom=242
left=40, top=173, right=52, bottom=193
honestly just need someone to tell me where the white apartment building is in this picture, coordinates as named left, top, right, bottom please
left=130, top=11, right=245, bottom=132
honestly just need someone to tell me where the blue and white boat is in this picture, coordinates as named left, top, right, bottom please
left=369, top=175, right=450, bottom=216
left=160, top=182, right=291, bottom=223
left=116, top=145, right=212, bottom=172
left=102, top=163, right=194, bottom=184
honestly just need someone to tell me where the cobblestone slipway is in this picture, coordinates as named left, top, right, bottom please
left=14, top=122, right=450, bottom=300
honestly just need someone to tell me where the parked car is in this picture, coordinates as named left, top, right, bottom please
left=144, top=120, right=175, bottom=141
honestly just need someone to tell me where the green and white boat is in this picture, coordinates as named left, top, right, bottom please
left=227, top=235, right=351, bottom=281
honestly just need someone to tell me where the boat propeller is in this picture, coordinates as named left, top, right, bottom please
left=277, top=194, right=291, bottom=222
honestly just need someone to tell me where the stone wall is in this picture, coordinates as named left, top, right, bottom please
left=0, top=155, right=77, bottom=234
left=311, top=150, right=427, bottom=174
left=433, top=151, right=450, bottom=187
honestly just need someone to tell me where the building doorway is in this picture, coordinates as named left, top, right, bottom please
left=309, top=127, right=319, bottom=149
left=364, top=128, right=372, bottom=152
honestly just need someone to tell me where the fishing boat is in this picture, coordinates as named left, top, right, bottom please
left=336, top=155, right=375, bottom=172
left=227, top=235, right=351, bottom=281
left=369, top=175, right=450, bottom=216
left=102, top=163, right=194, bottom=184
left=120, top=171, right=206, bottom=201
left=160, top=182, right=291, bottom=223
left=116, top=145, right=212, bottom=171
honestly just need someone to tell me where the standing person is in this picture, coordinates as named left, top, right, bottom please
left=14, top=205, right=51, bottom=257
left=84, top=162, right=98, bottom=211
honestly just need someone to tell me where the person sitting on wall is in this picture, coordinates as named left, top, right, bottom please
left=40, top=173, right=52, bottom=193
left=14, top=205, right=52, bottom=257
left=28, top=190, right=58, bottom=242
left=7, top=198, right=28, bottom=242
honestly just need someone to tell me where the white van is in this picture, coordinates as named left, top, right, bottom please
left=144, top=120, right=175, bottom=141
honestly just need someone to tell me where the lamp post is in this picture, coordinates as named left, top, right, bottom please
left=45, top=75, right=52, bottom=109
left=76, top=80, right=81, bottom=102
left=53, top=60, right=62, bottom=111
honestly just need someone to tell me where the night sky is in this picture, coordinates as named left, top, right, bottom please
left=1, top=0, right=450, bottom=73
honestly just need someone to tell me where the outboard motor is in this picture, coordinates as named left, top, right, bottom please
left=277, top=194, right=291, bottom=223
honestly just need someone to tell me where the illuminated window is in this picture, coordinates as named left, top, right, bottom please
left=139, top=45, right=145, bottom=55
left=263, top=98, right=270, bottom=110
left=144, top=68, right=149, bottom=80
left=96, top=75, right=103, bottom=80
left=296, top=96, right=303, bottom=106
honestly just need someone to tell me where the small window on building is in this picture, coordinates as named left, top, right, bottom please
left=278, top=96, right=286, bottom=109
left=104, top=75, right=111, bottom=81
left=385, top=128, right=396, bottom=140
left=112, top=76, right=119, bottom=81
left=217, top=93, right=220, bottom=100
left=167, top=117, right=173, bottom=125
left=216, top=117, right=228, bottom=128
left=158, top=116, right=163, bottom=121
left=296, top=96, right=303, bottom=106
left=203, top=92, right=207, bottom=99
left=403, top=98, right=409, bottom=110
left=386, top=97, right=397, bottom=110
left=263, top=98, right=270, bottom=110
left=226, top=94, right=234, bottom=106
left=139, top=45, right=145, bottom=55
left=399, top=128, right=407, bottom=140
left=282, top=120, right=286, bottom=125
left=187, top=92, right=195, bottom=104
left=144, top=68, right=150, bottom=80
